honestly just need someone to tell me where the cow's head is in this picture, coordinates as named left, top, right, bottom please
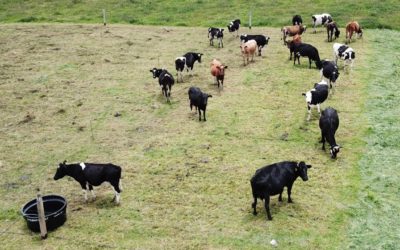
left=218, top=65, right=228, bottom=75
left=217, top=29, right=224, bottom=38
left=296, top=161, right=312, bottom=181
left=54, top=160, right=67, bottom=180
left=197, top=53, right=203, bottom=63
left=330, top=145, right=340, bottom=159
left=357, top=28, right=363, bottom=38
left=335, top=29, right=340, bottom=38
left=150, top=68, right=162, bottom=78
left=331, top=69, right=340, bottom=83
left=202, top=93, right=212, bottom=105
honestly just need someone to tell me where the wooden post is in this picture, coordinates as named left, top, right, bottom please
left=249, top=11, right=252, bottom=29
left=36, top=192, right=47, bottom=239
left=103, top=9, right=106, bottom=26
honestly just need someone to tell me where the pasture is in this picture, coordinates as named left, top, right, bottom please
left=0, top=23, right=398, bottom=249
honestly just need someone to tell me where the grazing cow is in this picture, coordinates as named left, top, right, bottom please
left=326, top=21, right=340, bottom=42
left=250, top=161, right=312, bottom=220
left=319, top=107, right=340, bottom=158
left=312, top=13, right=332, bottom=33
left=54, top=161, right=122, bottom=204
left=240, top=34, right=270, bottom=56
left=175, top=52, right=203, bottom=82
left=240, top=40, right=257, bottom=65
left=188, top=87, right=212, bottom=121
left=227, top=19, right=241, bottom=37
left=333, top=43, right=355, bottom=68
left=208, top=27, right=224, bottom=48
left=292, top=15, right=303, bottom=25
left=286, top=34, right=302, bottom=60
left=210, top=59, right=228, bottom=89
left=320, top=60, right=340, bottom=93
left=346, top=21, right=363, bottom=43
left=291, top=43, right=322, bottom=69
left=302, top=80, right=329, bottom=121
left=281, top=25, right=306, bottom=45
left=150, top=68, right=175, bottom=102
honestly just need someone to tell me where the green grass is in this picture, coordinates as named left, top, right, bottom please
left=0, top=23, right=398, bottom=249
left=347, top=30, right=400, bottom=249
left=0, top=0, right=400, bottom=29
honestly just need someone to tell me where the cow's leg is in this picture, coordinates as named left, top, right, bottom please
left=80, top=182, right=88, bottom=202
left=110, top=181, right=121, bottom=204
left=265, top=195, right=272, bottom=220
left=278, top=192, right=283, bottom=202
left=198, top=109, right=202, bottom=121
left=307, top=104, right=311, bottom=121
left=321, top=131, right=326, bottom=150
left=203, top=108, right=207, bottom=122
left=309, top=58, right=312, bottom=69
left=252, top=197, right=258, bottom=215
left=88, top=184, right=96, bottom=200
left=317, top=103, right=321, bottom=115
left=287, top=183, right=294, bottom=203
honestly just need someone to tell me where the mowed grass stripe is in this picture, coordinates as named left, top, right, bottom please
left=0, top=24, right=367, bottom=249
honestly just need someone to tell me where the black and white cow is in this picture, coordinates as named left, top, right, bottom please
left=302, top=80, right=329, bottom=121
left=250, top=161, right=312, bottom=220
left=227, top=19, right=241, bottom=37
left=240, top=34, right=270, bottom=56
left=320, top=60, right=340, bottom=93
left=292, top=15, right=303, bottom=25
left=175, top=52, right=203, bottom=82
left=54, top=161, right=122, bottom=204
left=319, top=107, right=340, bottom=159
left=311, top=13, right=332, bottom=33
left=188, top=87, right=212, bottom=121
left=333, top=43, right=355, bottom=69
left=208, top=27, right=224, bottom=48
left=291, top=43, right=322, bottom=69
left=150, top=68, right=175, bottom=102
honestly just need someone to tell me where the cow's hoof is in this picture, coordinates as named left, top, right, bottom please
left=253, top=211, right=258, bottom=216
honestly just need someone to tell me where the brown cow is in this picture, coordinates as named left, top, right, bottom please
left=240, top=40, right=257, bottom=66
left=286, top=34, right=302, bottom=60
left=281, top=25, right=306, bottom=45
left=210, top=59, right=228, bottom=89
left=346, top=21, right=362, bottom=43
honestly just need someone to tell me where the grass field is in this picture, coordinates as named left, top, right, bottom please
left=1, top=0, right=400, bottom=30
left=0, top=22, right=382, bottom=249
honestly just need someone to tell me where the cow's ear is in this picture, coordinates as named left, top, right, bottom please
left=307, top=165, right=312, bottom=168
left=63, top=160, right=67, bottom=164
left=224, top=66, right=228, bottom=69
left=221, top=29, right=224, bottom=31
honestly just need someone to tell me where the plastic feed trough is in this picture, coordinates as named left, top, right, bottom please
left=21, top=195, right=67, bottom=232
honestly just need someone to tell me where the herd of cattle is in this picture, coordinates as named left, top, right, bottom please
left=53, top=14, right=363, bottom=221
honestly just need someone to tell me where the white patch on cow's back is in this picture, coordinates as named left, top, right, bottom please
left=318, top=80, right=328, bottom=85
left=80, top=162, right=86, bottom=170
left=176, top=56, right=185, bottom=61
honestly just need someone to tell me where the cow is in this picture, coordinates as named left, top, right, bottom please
left=208, top=27, right=224, bottom=48
left=240, top=34, right=270, bottom=56
left=175, top=52, right=203, bottom=82
left=292, top=15, right=303, bottom=25
left=286, top=34, right=302, bottom=60
left=346, top=21, right=363, bottom=43
left=227, top=19, right=241, bottom=37
left=250, top=161, right=312, bottom=220
left=333, top=43, right=355, bottom=69
left=210, top=59, right=228, bottom=89
left=54, top=161, right=122, bottom=204
left=281, top=25, right=306, bottom=45
left=319, top=107, right=340, bottom=159
left=320, top=60, right=340, bottom=93
left=240, top=40, right=257, bottom=66
left=312, top=13, right=332, bottom=33
left=302, top=80, right=329, bottom=121
left=149, top=68, right=175, bottom=102
left=188, top=87, right=212, bottom=121
left=326, top=21, right=340, bottom=42
left=291, top=43, right=322, bottom=69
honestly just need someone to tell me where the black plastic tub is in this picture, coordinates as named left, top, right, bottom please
left=21, top=195, right=67, bottom=232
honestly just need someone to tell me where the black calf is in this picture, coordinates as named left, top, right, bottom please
left=188, top=87, right=212, bottom=121
left=291, top=43, right=322, bottom=69
left=319, top=107, right=340, bottom=158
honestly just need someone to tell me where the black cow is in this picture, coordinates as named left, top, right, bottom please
left=54, top=161, right=122, bottom=204
left=250, top=161, right=312, bottom=220
left=240, top=34, right=270, bottom=56
left=319, top=107, right=340, bottom=159
left=327, top=22, right=340, bottom=42
left=150, top=68, right=175, bottom=102
left=208, top=27, right=224, bottom=48
left=291, top=43, right=322, bottom=69
left=227, top=19, right=241, bottom=37
left=292, top=15, right=303, bottom=25
left=302, top=80, right=329, bottom=121
left=175, top=52, right=203, bottom=82
left=188, top=87, right=212, bottom=121
left=320, top=60, right=340, bottom=93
